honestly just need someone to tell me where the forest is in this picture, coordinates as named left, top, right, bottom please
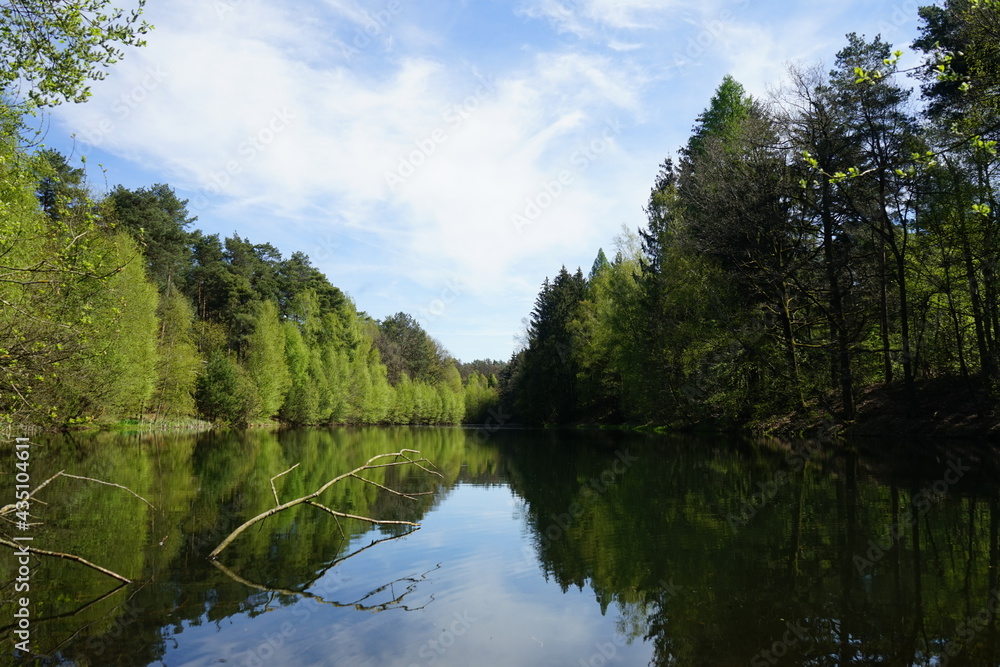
left=0, top=2, right=508, bottom=429
left=503, top=0, right=1000, bottom=429
left=2, top=0, right=999, bottom=433
left=0, top=155, right=504, bottom=427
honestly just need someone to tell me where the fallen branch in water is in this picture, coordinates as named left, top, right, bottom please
left=211, top=558, right=440, bottom=613
left=209, top=449, right=441, bottom=559
left=0, top=537, right=132, bottom=583
left=211, top=529, right=439, bottom=613
left=0, top=470, right=152, bottom=583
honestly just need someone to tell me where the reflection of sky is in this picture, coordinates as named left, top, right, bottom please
left=158, top=484, right=655, bottom=666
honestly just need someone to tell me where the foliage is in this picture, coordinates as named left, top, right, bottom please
left=242, top=300, right=290, bottom=421
left=507, top=17, right=1000, bottom=427
left=0, top=0, right=151, bottom=107
left=195, top=350, right=258, bottom=426
left=107, top=184, right=196, bottom=293
left=151, top=288, right=200, bottom=420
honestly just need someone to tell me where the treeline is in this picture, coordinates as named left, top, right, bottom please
left=1, top=142, right=501, bottom=428
left=504, top=2, right=1000, bottom=427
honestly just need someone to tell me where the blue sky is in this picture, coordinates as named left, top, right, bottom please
left=43, top=0, right=924, bottom=362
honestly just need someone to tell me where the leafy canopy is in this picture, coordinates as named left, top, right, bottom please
left=0, top=0, right=151, bottom=107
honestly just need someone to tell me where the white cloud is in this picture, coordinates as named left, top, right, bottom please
left=47, top=0, right=926, bottom=361
left=518, top=0, right=680, bottom=35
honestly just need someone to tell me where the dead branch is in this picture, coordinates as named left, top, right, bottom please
left=270, top=463, right=300, bottom=506
left=0, top=537, right=131, bottom=583
left=0, top=471, right=153, bottom=583
left=0, top=470, right=153, bottom=516
left=210, top=449, right=441, bottom=559
left=211, top=556, right=439, bottom=613
left=56, top=473, right=156, bottom=510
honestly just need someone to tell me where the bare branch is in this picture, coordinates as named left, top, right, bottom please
left=0, top=537, right=130, bottom=583
left=211, top=556, right=438, bottom=613
left=305, top=500, right=421, bottom=528
left=0, top=470, right=154, bottom=515
left=0, top=471, right=153, bottom=584
left=348, top=472, right=433, bottom=501
left=210, top=450, right=440, bottom=559
left=57, top=473, right=155, bottom=510
left=270, top=463, right=300, bottom=506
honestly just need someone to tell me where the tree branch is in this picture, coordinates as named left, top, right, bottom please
left=0, top=537, right=131, bottom=583
left=210, top=450, right=440, bottom=559
left=211, top=555, right=439, bottom=613
left=270, top=463, right=300, bottom=506
left=0, top=470, right=153, bottom=583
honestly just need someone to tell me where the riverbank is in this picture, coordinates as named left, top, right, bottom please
left=756, top=375, right=1000, bottom=440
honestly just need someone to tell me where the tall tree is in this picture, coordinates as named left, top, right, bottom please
left=679, top=101, right=808, bottom=406
left=243, top=300, right=291, bottom=421
left=517, top=267, right=587, bottom=424
left=782, top=64, right=862, bottom=416
left=830, top=33, right=921, bottom=408
left=151, top=288, right=200, bottom=420
left=375, top=312, right=445, bottom=385
left=685, top=75, right=754, bottom=158
left=108, top=184, right=197, bottom=293
left=35, top=149, right=87, bottom=220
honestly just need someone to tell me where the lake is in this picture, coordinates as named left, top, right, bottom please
left=2, top=426, right=999, bottom=666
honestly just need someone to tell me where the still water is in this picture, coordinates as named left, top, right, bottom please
left=1, top=427, right=999, bottom=666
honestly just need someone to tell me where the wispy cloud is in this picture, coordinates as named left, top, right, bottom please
left=518, top=0, right=685, bottom=36
left=49, top=0, right=923, bottom=361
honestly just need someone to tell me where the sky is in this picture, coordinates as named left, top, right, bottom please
left=42, top=0, right=925, bottom=363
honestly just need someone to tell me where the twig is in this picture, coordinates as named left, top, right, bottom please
left=57, top=473, right=155, bottom=510
left=0, top=471, right=154, bottom=515
left=210, top=450, right=440, bottom=559
left=0, top=538, right=130, bottom=583
left=305, top=500, right=421, bottom=527
left=348, top=473, right=434, bottom=500
left=270, top=463, right=300, bottom=506
left=211, top=557, right=438, bottom=613
left=0, top=471, right=153, bottom=583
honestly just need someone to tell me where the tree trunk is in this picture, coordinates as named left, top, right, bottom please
left=822, top=176, right=854, bottom=416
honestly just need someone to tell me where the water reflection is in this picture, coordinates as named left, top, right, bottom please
left=499, top=430, right=1000, bottom=666
left=0, top=427, right=998, bottom=665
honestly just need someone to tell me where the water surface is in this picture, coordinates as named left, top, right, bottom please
left=2, top=427, right=998, bottom=666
